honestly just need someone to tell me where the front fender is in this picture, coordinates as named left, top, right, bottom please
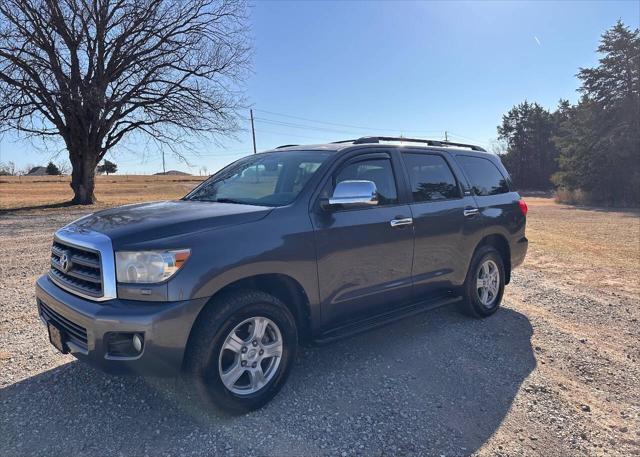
left=167, top=208, right=320, bottom=310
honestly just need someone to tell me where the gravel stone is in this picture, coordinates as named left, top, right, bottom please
left=0, top=208, right=638, bottom=456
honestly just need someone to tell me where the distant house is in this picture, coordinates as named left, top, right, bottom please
left=154, top=170, right=191, bottom=176
left=26, top=166, right=47, bottom=176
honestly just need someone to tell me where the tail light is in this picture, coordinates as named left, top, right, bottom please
left=518, top=199, right=528, bottom=216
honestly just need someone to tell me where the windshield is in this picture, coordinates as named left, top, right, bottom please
left=184, top=151, right=331, bottom=206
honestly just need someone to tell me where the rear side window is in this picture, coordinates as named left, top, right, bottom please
left=335, top=158, right=398, bottom=205
left=403, top=153, right=461, bottom=202
left=457, top=156, right=509, bottom=196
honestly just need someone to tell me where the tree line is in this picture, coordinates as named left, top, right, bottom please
left=0, top=159, right=116, bottom=176
left=0, top=160, right=67, bottom=176
left=497, top=21, right=639, bottom=207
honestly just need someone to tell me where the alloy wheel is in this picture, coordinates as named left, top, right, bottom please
left=476, top=259, right=500, bottom=308
left=218, top=316, right=283, bottom=395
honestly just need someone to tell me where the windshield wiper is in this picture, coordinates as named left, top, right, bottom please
left=210, top=198, right=251, bottom=205
left=187, top=196, right=257, bottom=205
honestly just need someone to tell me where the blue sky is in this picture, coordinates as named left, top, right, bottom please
left=1, top=0, right=638, bottom=174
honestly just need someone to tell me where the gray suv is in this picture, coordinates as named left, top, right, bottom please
left=36, top=136, right=528, bottom=413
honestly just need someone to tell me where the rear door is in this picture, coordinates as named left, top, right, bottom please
left=400, top=150, right=484, bottom=298
left=454, top=154, right=524, bottom=247
left=310, top=151, right=414, bottom=328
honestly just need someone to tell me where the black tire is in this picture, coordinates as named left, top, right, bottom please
left=183, top=289, right=298, bottom=414
left=461, top=246, right=505, bottom=318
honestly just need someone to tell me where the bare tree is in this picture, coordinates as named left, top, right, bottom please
left=489, top=138, right=508, bottom=156
left=20, top=163, right=35, bottom=175
left=57, top=161, right=71, bottom=175
left=0, top=159, right=16, bottom=175
left=0, top=0, right=249, bottom=204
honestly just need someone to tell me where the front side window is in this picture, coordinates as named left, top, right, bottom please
left=457, top=156, right=509, bottom=196
left=334, top=158, right=398, bottom=205
left=185, top=151, right=330, bottom=206
left=403, top=153, right=461, bottom=202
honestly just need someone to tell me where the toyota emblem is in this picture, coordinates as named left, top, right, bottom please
left=60, top=252, right=72, bottom=272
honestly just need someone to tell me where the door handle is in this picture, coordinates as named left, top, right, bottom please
left=463, top=208, right=479, bottom=217
left=390, top=217, right=413, bottom=227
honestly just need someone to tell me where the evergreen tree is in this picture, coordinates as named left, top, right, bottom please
left=497, top=101, right=559, bottom=190
left=553, top=21, right=640, bottom=206
left=97, top=160, right=118, bottom=175
left=45, top=161, right=60, bottom=175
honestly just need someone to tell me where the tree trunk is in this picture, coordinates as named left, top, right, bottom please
left=70, top=153, right=98, bottom=205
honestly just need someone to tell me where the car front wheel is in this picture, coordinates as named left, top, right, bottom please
left=218, top=316, right=284, bottom=396
left=184, top=290, right=298, bottom=414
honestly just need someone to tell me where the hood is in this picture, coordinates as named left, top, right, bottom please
left=70, top=200, right=273, bottom=246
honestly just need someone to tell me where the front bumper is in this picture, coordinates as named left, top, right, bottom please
left=36, top=275, right=208, bottom=376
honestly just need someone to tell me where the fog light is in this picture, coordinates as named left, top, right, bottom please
left=106, top=332, right=144, bottom=357
left=132, top=333, right=143, bottom=353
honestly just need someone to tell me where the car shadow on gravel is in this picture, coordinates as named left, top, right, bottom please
left=0, top=305, right=535, bottom=457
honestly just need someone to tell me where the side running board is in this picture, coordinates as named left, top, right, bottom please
left=313, top=293, right=462, bottom=345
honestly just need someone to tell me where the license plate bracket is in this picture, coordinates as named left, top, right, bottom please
left=47, top=322, right=69, bottom=354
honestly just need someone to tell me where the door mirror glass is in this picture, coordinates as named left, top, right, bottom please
left=328, top=180, right=378, bottom=208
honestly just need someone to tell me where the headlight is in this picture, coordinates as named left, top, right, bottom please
left=115, top=249, right=191, bottom=284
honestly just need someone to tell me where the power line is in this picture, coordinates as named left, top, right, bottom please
left=195, top=150, right=253, bottom=157
left=254, top=117, right=364, bottom=136
left=446, top=131, right=489, bottom=147
left=252, top=108, right=443, bottom=135
left=248, top=109, right=491, bottom=150
left=253, top=128, right=342, bottom=143
left=255, top=116, right=442, bottom=139
left=110, top=109, right=489, bottom=173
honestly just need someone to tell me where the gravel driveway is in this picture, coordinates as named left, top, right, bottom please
left=0, top=208, right=638, bottom=456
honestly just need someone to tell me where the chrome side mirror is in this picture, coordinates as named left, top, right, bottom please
left=327, top=180, right=378, bottom=208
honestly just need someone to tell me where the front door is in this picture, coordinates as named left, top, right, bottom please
left=311, top=152, right=414, bottom=328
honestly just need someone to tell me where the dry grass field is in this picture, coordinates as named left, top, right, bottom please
left=523, top=196, right=640, bottom=299
left=0, top=175, right=207, bottom=211
left=0, top=178, right=639, bottom=456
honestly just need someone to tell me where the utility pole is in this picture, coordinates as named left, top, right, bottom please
left=250, top=109, right=257, bottom=154
left=444, top=131, right=449, bottom=142
left=161, top=150, right=166, bottom=174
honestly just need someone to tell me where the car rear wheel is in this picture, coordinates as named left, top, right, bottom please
left=461, top=246, right=505, bottom=318
left=184, top=290, right=297, bottom=414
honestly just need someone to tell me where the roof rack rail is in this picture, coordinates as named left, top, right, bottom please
left=349, top=136, right=486, bottom=152
left=275, top=144, right=299, bottom=149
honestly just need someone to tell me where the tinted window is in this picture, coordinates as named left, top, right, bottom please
left=292, top=162, right=323, bottom=193
left=403, top=153, right=460, bottom=202
left=457, top=156, right=509, bottom=196
left=335, top=158, right=398, bottom=205
left=185, top=151, right=330, bottom=206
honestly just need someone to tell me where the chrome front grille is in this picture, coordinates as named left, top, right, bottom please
left=50, top=240, right=103, bottom=298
